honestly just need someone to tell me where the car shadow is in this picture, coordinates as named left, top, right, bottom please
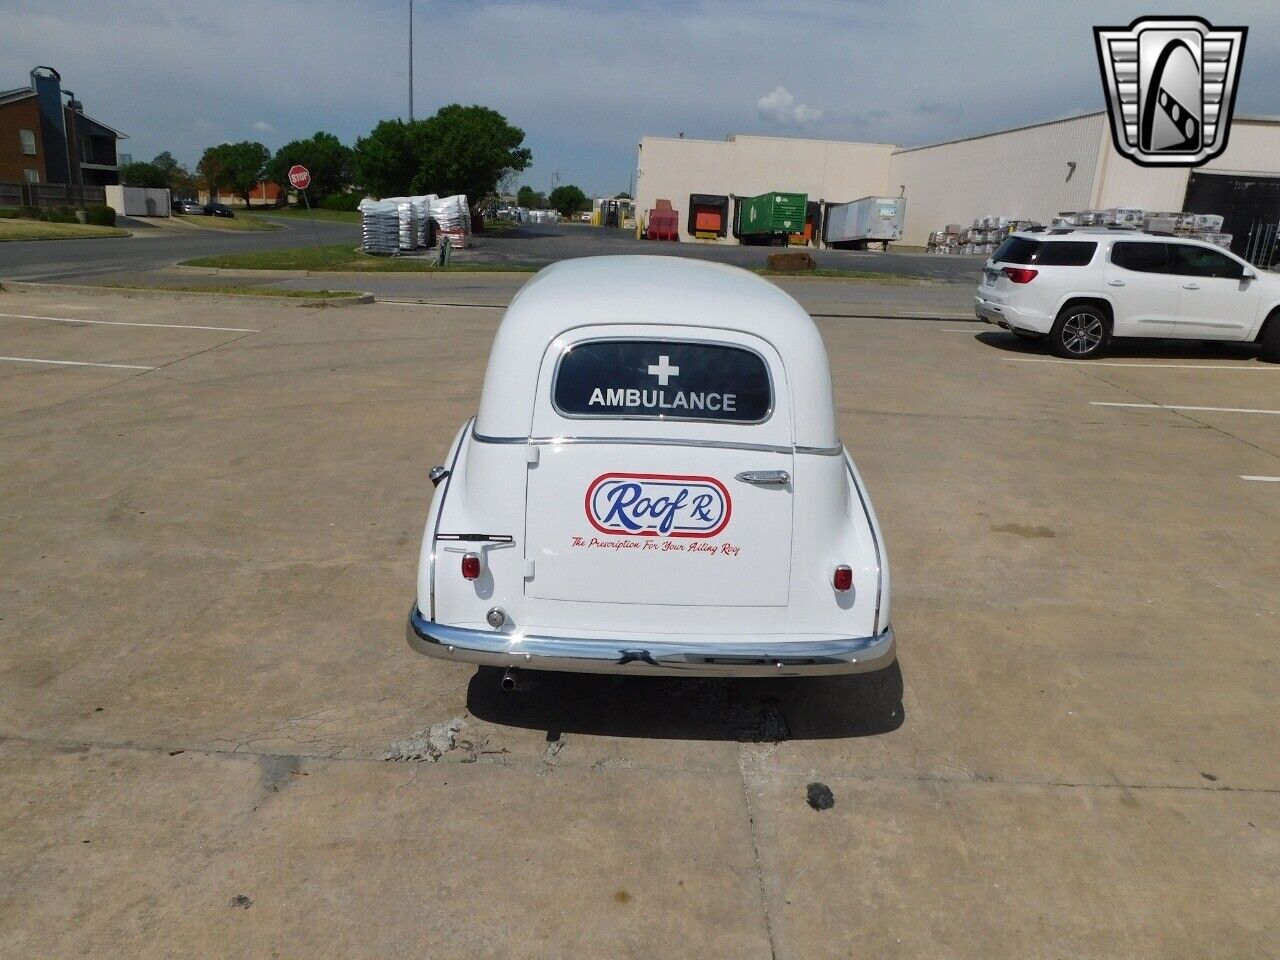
left=465, top=660, right=905, bottom=742
left=970, top=328, right=1266, bottom=362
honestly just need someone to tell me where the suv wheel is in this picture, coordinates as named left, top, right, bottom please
left=1261, top=312, right=1280, bottom=363
left=1050, top=306, right=1109, bottom=359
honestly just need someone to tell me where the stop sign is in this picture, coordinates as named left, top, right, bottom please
left=288, top=164, right=311, bottom=190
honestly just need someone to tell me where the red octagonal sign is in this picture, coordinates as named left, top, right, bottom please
left=288, top=164, right=311, bottom=190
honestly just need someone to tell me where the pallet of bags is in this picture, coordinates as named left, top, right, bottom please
left=358, top=199, right=401, bottom=255
left=1202, top=232, right=1233, bottom=250
left=431, top=194, right=471, bottom=248
left=412, top=195, right=438, bottom=247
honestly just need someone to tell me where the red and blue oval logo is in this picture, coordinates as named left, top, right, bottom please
left=585, top=473, right=731, bottom=538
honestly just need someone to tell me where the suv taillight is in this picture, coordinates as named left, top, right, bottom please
left=1002, top=266, right=1038, bottom=283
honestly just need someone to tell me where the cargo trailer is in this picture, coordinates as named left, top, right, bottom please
left=823, top=196, right=906, bottom=250
left=735, top=192, right=807, bottom=245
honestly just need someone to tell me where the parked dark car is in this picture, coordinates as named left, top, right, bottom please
left=172, top=198, right=203, bottom=215
left=203, top=203, right=235, bottom=218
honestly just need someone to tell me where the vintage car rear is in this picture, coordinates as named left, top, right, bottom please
left=407, top=256, right=893, bottom=676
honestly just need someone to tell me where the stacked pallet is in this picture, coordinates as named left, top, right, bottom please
left=358, top=199, right=401, bottom=255
left=1053, top=209, right=1231, bottom=249
left=431, top=195, right=472, bottom=248
left=927, top=216, right=1041, bottom=255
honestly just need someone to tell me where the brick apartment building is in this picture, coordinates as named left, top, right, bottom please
left=0, top=66, right=126, bottom=187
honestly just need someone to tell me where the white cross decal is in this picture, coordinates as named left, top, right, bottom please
left=647, top=355, right=680, bottom=386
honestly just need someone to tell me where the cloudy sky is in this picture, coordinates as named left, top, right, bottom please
left=3, top=0, right=1278, bottom=195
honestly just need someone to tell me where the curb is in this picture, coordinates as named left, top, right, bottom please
left=0, top=230, right=132, bottom=243
left=0, top=280, right=374, bottom=308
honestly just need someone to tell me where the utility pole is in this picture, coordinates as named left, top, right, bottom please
left=408, top=0, right=414, bottom=121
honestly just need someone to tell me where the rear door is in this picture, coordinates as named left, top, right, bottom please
left=523, top=330, right=794, bottom=607
left=1106, top=241, right=1180, bottom=336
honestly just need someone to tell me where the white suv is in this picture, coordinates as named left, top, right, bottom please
left=974, top=228, right=1280, bottom=361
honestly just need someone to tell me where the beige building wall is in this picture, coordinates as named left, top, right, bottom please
left=889, top=112, right=1108, bottom=246
left=635, top=135, right=895, bottom=242
left=1094, top=116, right=1280, bottom=211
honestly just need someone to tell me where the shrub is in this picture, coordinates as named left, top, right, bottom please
left=320, top=192, right=364, bottom=211
left=43, top=206, right=78, bottom=224
left=0, top=207, right=18, bottom=219
left=85, top=204, right=117, bottom=227
left=18, top=205, right=41, bottom=220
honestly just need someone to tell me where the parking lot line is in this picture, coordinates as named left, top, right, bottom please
left=1091, top=401, right=1280, bottom=416
left=1010, top=358, right=1278, bottom=371
left=0, top=313, right=259, bottom=333
left=0, top=355, right=155, bottom=370
left=1240, top=475, right=1280, bottom=482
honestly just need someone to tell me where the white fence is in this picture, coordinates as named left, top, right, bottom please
left=105, top=185, right=171, bottom=217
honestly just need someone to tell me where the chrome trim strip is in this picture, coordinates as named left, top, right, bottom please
left=407, top=606, right=895, bottom=677
left=436, top=534, right=515, bottom=543
left=471, top=426, right=840, bottom=456
left=845, top=454, right=884, bottom=634
left=429, top=418, right=474, bottom=620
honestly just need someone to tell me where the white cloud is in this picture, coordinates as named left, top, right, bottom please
left=756, top=86, right=823, bottom=126
left=252, top=120, right=277, bottom=134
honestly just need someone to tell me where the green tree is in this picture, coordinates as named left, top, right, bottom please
left=614, top=191, right=631, bottom=199
left=352, top=119, right=420, bottom=197
left=268, top=131, right=352, bottom=206
left=353, top=107, right=530, bottom=203
left=150, top=150, right=197, bottom=196
left=197, top=141, right=269, bottom=207
left=411, top=105, right=531, bottom=203
left=516, top=185, right=545, bottom=209
left=548, top=184, right=588, bottom=217
left=119, top=161, right=169, bottom=188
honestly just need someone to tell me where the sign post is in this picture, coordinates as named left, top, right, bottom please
left=288, top=164, right=323, bottom=249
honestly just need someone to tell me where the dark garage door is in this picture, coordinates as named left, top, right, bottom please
left=1184, top=172, right=1280, bottom=265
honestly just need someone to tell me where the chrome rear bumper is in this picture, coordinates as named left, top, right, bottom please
left=406, top=606, right=895, bottom=678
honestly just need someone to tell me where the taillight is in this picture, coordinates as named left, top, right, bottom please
left=833, top=565, right=853, bottom=592
left=461, top=553, right=481, bottom=581
left=1002, top=266, right=1038, bottom=283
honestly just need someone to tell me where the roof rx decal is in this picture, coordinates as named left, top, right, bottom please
left=586, top=473, right=731, bottom=538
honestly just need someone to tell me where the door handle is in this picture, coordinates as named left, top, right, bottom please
left=1107, top=280, right=1126, bottom=287
left=1182, top=282, right=1200, bottom=290
left=735, top=470, right=790, bottom=487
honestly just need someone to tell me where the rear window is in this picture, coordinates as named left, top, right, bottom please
left=553, top=340, right=771, bottom=423
left=1112, top=241, right=1168, bottom=273
left=992, top=237, right=1096, bottom=266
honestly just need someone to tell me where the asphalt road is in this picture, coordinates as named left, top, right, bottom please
left=0, top=214, right=359, bottom=283
left=0, top=215, right=985, bottom=286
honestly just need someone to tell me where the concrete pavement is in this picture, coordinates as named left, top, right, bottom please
left=1, top=286, right=1276, bottom=958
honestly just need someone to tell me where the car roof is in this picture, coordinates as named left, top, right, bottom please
left=475, top=256, right=838, bottom=447
left=1008, top=228, right=1214, bottom=245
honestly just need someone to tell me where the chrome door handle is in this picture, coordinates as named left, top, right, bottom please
left=735, top=470, right=790, bottom=487
left=1182, top=282, right=1200, bottom=289
left=1107, top=280, right=1126, bottom=287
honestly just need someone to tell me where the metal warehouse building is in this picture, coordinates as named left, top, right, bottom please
left=635, top=111, right=1280, bottom=257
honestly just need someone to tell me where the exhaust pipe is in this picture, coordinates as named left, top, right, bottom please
left=500, top=667, right=519, bottom=692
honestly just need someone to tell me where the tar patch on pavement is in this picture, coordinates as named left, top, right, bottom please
left=806, top=782, right=835, bottom=811
left=230, top=894, right=253, bottom=910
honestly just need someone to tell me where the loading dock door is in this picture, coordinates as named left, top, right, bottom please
left=1184, top=172, right=1280, bottom=262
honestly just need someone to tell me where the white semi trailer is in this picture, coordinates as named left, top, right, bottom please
left=823, top=196, right=906, bottom=250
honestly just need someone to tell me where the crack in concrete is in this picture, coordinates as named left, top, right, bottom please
left=3, top=732, right=1278, bottom=795
left=736, top=746, right=781, bottom=960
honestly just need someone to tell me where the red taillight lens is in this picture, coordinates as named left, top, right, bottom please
left=461, top=553, right=481, bottom=581
left=833, top=565, right=853, bottom=592
left=1002, top=266, right=1038, bottom=283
